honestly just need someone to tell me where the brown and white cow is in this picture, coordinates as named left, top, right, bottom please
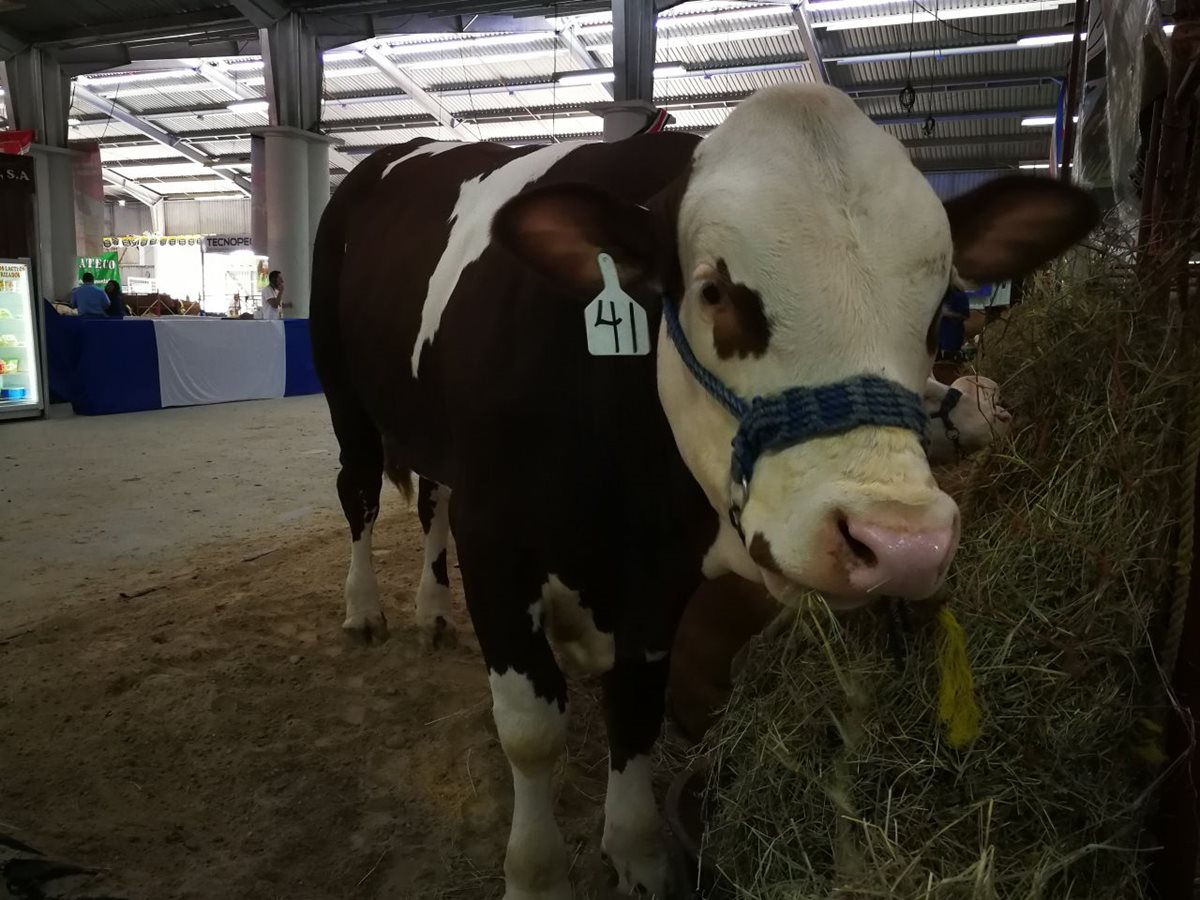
left=310, top=84, right=1097, bottom=898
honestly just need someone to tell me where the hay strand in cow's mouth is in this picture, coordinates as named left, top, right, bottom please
left=695, top=222, right=1187, bottom=899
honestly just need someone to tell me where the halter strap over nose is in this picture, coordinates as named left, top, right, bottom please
left=931, top=387, right=965, bottom=456
left=660, top=296, right=929, bottom=489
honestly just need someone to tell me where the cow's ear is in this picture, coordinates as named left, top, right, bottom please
left=944, top=175, right=1100, bottom=283
left=493, top=183, right=661, bottom=293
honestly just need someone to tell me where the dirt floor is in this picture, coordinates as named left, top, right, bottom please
left=0, top=399, right=672, bottom=899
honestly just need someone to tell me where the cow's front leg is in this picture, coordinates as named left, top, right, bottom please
left=491, top=665, right=570, bottom=900
left=456, top=523, right=570, bottom=900
left=414, top=476, right=457, bottom=648
left=602, top=654, right=673, bottom=897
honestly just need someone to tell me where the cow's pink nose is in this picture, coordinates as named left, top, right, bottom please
left=839, top=518, right=958, bottom=600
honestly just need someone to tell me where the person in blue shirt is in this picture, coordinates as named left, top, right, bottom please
left=70, top=273, right=111, bottom=317
left=937, top=285, right=972, bottom=361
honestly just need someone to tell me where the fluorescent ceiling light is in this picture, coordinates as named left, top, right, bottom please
left=557, top=70, right=616, bottom=86
left=1017, top=32, right=1083, bottom=46
left=818, top=1, right=1074, bottom=32
left=322, top=50, right=362, bottom=62
left=556, top=65, right=687, bottom=86
left=385, top=31, right=550, bottom=55
left=67, top=118, right=80, bottom=126
left=1019, top=162, right=1051, bottom=169
left=654, top=65, right=689, bottom=79
left=322, top=66, right=379, bottom=79
left=833, top=42, right=1017, bottom=64
left=82, top=68, right=195, bottom=85
left=807, top=0, right=907, bottom=9
left=227, top=100, right=269, bottom=113
left=659, top=6, right=784, bottom=28
left=223, top=61, right=263, bottom=72
left=403, top=49, right=559, bottom=70
left=592, top=25, right=795, bottom=54
left=571, top=5, right=782, bottom=33
left=1021, top=115, right=1078, bottom=126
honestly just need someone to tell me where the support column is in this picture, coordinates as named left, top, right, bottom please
left=611, top=0, right=656, bottom=103
left=307, top=139, right=331, bottom=253
left=594, top=0, right=672, bottom=142
left=7, top=48, right=77, bottom=303
left=261, top=11, right=323, bottom=132
left=253, top=11, right=328, bottom=318
left=253, top=127, right=336, bottom=319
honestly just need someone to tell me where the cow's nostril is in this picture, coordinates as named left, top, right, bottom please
left=838, top=518, right=877, bottom=567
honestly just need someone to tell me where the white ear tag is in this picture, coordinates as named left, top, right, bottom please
left=584, top=253, right=651, bottom=357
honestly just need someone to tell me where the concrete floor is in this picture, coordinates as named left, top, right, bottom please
left=0, top=395, right=347, bottom=632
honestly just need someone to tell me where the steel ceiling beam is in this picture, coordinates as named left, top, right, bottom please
left=558, top=25, right=614, bottom=99
left=36, top=11, right=249, bottom=47
left=0, top=24, right=27, bottom=61
left=185, top=59, right=259, bottom=101
left=261, top=12, right=324, bottom=130
left=102, top=169, right=166, bottom=208
left=328, top=147, right=359, bottom=172
left=73, top=83, right=252, bottom=194
left=790, top=1, right=830, bottom=84
left=361, top=43, right=477, bottom=141
left=230, top=0, right=290, bottom=29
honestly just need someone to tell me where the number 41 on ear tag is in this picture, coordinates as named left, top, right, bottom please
left=584, top=253, right=651, bottom=357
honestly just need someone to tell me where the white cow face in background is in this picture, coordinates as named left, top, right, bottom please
left=925, top=375, right=1013, bottom=466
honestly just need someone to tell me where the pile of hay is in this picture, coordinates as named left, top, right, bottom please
left=699, top=240, right=1189, bottom=899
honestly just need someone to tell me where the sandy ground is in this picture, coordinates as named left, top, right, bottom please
left=0, top=396, right=343, bottom=632
left=0, top=398, right=676, bottom=899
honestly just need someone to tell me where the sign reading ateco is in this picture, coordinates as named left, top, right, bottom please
left=203, top=234, right=253, bottom=252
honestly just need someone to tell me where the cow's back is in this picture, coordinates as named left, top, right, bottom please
left=313, top=133, right=701, bottom=488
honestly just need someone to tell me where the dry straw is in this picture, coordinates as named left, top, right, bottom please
left=699, top=228, right=1190, bottom=900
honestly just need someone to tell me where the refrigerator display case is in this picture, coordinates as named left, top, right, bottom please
left=0, top=259, right=43, bottom=420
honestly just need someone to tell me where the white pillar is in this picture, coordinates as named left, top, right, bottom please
left=254, top=126, right=337, bottom=319
left=307, top=139, right=331, bottom=255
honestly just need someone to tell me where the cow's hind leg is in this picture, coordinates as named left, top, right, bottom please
left=602, top=655, right=674, bottom=896
left=332, top=401, right=387, bottom=644
left=454, top=516, right=570, bottom=900
left=415, top=476, right=457, bottom=648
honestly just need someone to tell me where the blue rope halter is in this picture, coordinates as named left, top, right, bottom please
left=660, top=296, right=928, bottom=522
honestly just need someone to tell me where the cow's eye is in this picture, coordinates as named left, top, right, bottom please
left=700, top=281, right=722, bottom=305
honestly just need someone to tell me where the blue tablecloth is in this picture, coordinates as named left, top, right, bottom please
left=46, top=304, right=323, bottom=415
left=284, top=319, right=321, bottom=397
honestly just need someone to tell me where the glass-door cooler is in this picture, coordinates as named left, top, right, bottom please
left=0, top=259, right=43, bottom=420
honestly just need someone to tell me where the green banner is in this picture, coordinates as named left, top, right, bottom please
left=77, top=252, right=120, bottom=286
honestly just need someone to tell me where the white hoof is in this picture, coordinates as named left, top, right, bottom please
left=342, top=611, right=389, bottom=645
left=603, top=828, right=672, bottom=897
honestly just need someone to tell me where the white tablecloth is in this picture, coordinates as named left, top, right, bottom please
left=152, top=318, right=287, bottom=409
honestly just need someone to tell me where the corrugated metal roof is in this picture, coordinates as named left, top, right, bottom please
left=63, top=0, right=1088, bottom=200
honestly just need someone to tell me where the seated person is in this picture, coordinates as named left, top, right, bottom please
left=104, top=279, right=127, bottom=318
left=69, top=273, right=110, bottom=317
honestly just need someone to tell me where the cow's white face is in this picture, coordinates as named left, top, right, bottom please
left=925, top=375, right=1013, bottom=466
left=493, top=84, right=1097, bottom=607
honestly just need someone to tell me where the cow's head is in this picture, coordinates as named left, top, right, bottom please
left=494, top=84, right=1098, bottom=607
left=925, top=375, right=1013, bottom=466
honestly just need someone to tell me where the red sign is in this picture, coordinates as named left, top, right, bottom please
left=0, top=130, right=35, bottom=155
